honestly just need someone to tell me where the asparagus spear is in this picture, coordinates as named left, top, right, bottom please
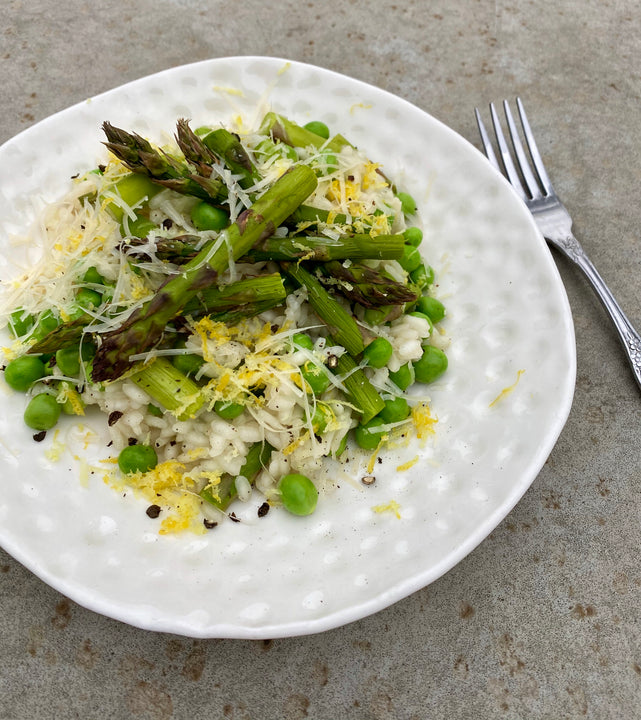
left=318, top=261, right=420, bottom=308
left=332, top=351, right=385, bottom=423
left=91, top=164, right=317, bottom=381
left=287, top=205, right=348, bottom=227
left=202, top=128, right=260, bottom=189
left=102, top=122, right=224, bottom=202
left=200, top=441, right=274, bottom=511
left=281, top=262, right=364, bottom=357
left=130, top=357, right=205, bottom=420
left=259, top=112, right=350, bottom=153
left=244, top=233, right=405, bottom=262
left=123, top=232, right=404, bottom=264
left=182, top=273, right=286, bottom=318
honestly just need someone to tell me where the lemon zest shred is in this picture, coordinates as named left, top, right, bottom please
left=396, top=455, right=419, bottom=472
left=372, top=500, right=401, bottom=518
left=489, top=369, right=526, bottom=408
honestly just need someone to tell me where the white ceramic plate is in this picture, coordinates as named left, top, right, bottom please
left=0, top=57, right=575, bottom=638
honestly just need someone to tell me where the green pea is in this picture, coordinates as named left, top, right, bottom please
left=82, top=267, right=106, bottom=286
left=24, top=393, right=61, bottom=431
left=291, top=332, right=314, bottom=351
left=76, top=288, right=102, bottom=310
left=413, top=345, right=448, bottom=384
left=126, top=215, right=157, bottom=238
left=107, top=174, right=161, bottom=223
left=388, top=362, right=415, bottom=391
left=117, top=444, right=158, bottom=475
left=314, top=151, right=338, bottom=176
left=397, top=191, right=417, bottom=216
left=403, top=227, right=423, bottom=247
left=378, top=397, right=410, bottom=424
left=301, top=361, right=330, bottom=395
left=8, top=308, right=35, bottom=338
left=354, top=418, right=386, bottom=450
left=363, top=307, right=390, bottom=326
left=171, top=353, right=205, bottom=377
left=278, top=473, right=318, bottom=516
left=30, top=310, right=59, bottom=340
left=410, top=263, right=434, bottom=289
left=399, top=244, right=422, bottom=273
left=214, top=400, right=245, bottom=420
left=362, top=337, right=393, bottom=369
left=190, top=202, right=229, bottom=231
left=4, top=356, right=46, bottom=392
left=416, top=296, right=446, bottom=324
left=55, top=346, right=81, bottom=376
left=303, top=120, right=330, bottom=139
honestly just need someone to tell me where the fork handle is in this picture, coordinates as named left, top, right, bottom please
left=554, top=232, right=641, bottom=390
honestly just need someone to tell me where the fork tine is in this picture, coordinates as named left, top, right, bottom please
left=516, top=97, right=553, bottom=194
left=474, top=107, right=501, bottom=170
left=503, top=100, right=543, bottom=200
left=488, top=102, right=527, bottom=201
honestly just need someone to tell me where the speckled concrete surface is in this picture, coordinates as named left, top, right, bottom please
left=1, top=0, right=641, bottom=718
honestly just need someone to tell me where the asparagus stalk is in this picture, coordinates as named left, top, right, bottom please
left=200, top=441, right=274, bottom=511
left=259, top=112, right=350, bottom=153
left=332, top=352, right=385, bottom=423
left=202, top=128, right=260, bottom=189
left=245, top=233, right=405, bottom=262
left=287, top=205, right=348, bottom=227
left=281, top=262, right=364, bottom=357
left=182, top=273, right=287, bottom=318
left=130, top=357, right=205, bottom=420
left=91, top=164, right=317, bottom=381
left=102, top=122, right=225, bottom=202
left=318, top=261, right=420, bottom=308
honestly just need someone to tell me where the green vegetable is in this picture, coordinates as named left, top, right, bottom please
left=291, top=332, right=314, bottom=351
left=416, top=296, right=445, bottom=323
left=303, top=121, right=330, bottom=139
left=332, top=352, right=385, bottom=423
left=4, top=356, right=46, bottom=392
left=259, top=112, right=349, bottom=153
left=117, top=444, right=158, bottom=474
left=126, top=215, right=157, bottom=238
left=8, top=308, right=35, bottom=338
left=397, top=191, right=417, bottom=216
left=76, top=288, right=102, bottom=309
left=388, top=363, right=415, bottom=391
left=214, top=400, right=245, bottom=420
left=278, top=473, right=318, bottom=516
left=399, top=244, right=422, bottom=273
left=282, top=262, right=364, bottom=357
left=55, top=343, right=94, bottom=377
left=171, top=353, right=205, bottom=377
left=413, top=345, right=448, bottom=384
left=202, top=128, right=260, bottom=189
left=103, top=173, right=161, bottom=223
left=30, top=310, right=59, bottom=341
left=190, top=202, right=229, bottom=231
left=409, top=263, right=434, bottom=289
left=403, top=227, right=423, bottom=247
left=82, top=267, right=106, bottom=285
left=24, top=393, right=61, bottom=431
left=354, top=418, right=386, bottom=450
left=362, top=337, right=393, bottom=369
left=378, top=397, right=410, bottom=423
left=130, top=358, right=205, bottom=420
left=301, top=361, right=330, bottom=395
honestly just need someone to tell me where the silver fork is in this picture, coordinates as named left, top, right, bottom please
left=475, top=98, right=641, bottom=391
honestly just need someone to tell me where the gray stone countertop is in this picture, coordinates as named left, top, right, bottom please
left=1, top=1, right=640, bottom=718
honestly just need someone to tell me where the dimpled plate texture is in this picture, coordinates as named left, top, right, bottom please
left=0, top=57, right=575, bottom=638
